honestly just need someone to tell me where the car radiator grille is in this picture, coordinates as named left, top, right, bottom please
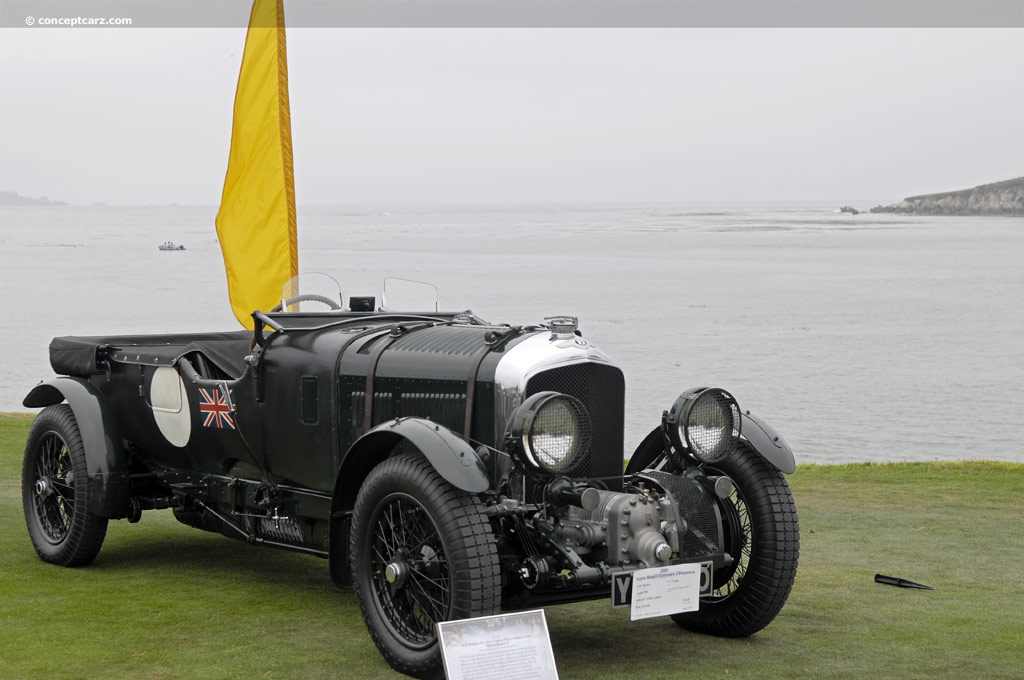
left=524, top=363, right=625, bottom=496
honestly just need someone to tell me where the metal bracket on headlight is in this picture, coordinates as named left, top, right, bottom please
left=507, top=391, right=592, bottom=477
left=663, top=387, right=741, bottom=466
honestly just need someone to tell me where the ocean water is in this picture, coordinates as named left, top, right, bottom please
left=1, top=203, right=1021, bottom=465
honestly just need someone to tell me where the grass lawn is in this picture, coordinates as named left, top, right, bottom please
left=2, top=412, right=1022, bottom=679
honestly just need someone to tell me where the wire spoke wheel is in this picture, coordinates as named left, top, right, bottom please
left=351, top=454, right=499, bottom=679
left=671, top=441, right=799, bottom=637
left=32, top=431, right=76, bottom=543
left=23, top=404, right=108, bottom=567
left=709, top=480, right=752, bottom=599
left=368, top=494, right=452, bottom=648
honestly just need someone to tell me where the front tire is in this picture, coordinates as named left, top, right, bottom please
left=672, top=441, right=799, bottom=637
left=350, top=454, right=500, bottom=679
left=22, top=405, right=109, bottom=567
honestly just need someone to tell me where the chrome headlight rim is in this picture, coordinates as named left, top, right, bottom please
left=507, top=391, right=591, bottom=475
left=663, top=387, right=741, bottom=465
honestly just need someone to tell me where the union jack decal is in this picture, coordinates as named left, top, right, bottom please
left=198, top=388, right=235, bottom=429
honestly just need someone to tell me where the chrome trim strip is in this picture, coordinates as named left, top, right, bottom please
left=492, top=331, right=619, bottom=435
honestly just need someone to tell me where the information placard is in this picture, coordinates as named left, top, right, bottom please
left=630, top=563, right=702, bottom=621
left=438, top=609, right=559, bottom=680
left=612, top=561, right=712, bottom=609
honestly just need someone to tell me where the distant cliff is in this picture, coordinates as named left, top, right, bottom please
left=0, top=191, right=67, bottom=206
left=870, top=177, right=1024, bottom=216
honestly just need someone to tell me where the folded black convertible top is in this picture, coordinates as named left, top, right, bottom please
left=49, top=331, right=252, bottom=380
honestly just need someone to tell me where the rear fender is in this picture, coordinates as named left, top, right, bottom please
left=328, top=417, right=489, bottom=588
left=24, top=378, right=132, bottom=518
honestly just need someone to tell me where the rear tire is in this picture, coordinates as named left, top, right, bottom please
left=23, top=405, right=109, bottom=567
left=350, top=454, right=500, bottom=679
left=672, top=441, right=799, bottom=637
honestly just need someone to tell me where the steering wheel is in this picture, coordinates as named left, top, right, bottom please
left=269, top=294, right=342, bottom=312
left=250, top=294, right=344, bottom=353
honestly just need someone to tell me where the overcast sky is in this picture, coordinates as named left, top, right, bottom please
left=1, top=25, right=1022, bottom=205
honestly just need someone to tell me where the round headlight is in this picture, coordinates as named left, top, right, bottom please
left=509, top=392, right=591, bottom=474
left=664, top=387, right=740, bottom=464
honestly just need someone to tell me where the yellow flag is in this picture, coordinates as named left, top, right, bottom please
left=215, top=0, right=297, bottom=329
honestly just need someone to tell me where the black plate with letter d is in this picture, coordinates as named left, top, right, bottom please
left=612, top=560, right=713, bottom=608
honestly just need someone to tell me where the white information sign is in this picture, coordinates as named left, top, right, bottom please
left=438, top=609, right=559, bottom=680
left=630, top=563, right=702, bottom=621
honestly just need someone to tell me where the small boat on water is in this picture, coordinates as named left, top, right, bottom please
left=158, top=242, right=186, bottom=251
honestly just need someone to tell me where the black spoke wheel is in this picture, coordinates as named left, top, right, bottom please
left=672, top=441, right=799, bottom=637
left=351, top=454, right=500, bottom=678
left=23, top=405, right=108, bottom=567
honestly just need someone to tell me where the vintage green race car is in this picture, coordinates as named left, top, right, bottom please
left=22, top=283, right=799, bottom=678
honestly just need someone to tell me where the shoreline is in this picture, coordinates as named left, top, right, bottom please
left=3, top=412, right=1019, bottom=467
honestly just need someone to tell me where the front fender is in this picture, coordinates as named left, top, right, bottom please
left=23, top=377, right=131, bottom=518
left=343, top=417, right=490, bottom=494
left=328, top=417, right=490, bottom=589
left=740, top=411, right=796, bottom=474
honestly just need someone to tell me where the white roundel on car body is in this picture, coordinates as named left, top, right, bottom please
left=150, top=366, right=191, bottom=447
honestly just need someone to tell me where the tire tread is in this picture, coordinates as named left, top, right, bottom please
left=672, top=443, right=799, bottom=637
left=350, top=453, right=499, bottom=679
left=22, top=404, right=108, bottom=567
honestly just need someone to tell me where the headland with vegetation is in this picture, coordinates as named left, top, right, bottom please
left=871, top=176, right=1024, bottom=215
